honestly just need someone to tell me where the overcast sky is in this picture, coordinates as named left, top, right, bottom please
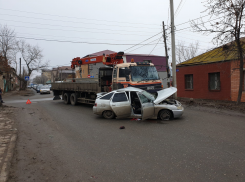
left=0, top=0, right=216, bottom=78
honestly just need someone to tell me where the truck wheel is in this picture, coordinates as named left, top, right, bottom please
left=70, top=93, right=77, bottom=106
left=102, top=110, right=115, bottom=119
left=64, top=93, right=71, bottom=104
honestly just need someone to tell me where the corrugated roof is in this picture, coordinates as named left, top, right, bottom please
left=177, top=42, right=245, bottom=67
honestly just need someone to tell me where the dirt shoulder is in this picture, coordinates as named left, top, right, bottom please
left=3, top=89, right=35, bottom=100
left=0, top=105, right=17, bottom=182
left=178, top=97, right=245, bottom=114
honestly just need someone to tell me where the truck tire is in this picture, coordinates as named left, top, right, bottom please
left=64, top=93, right=71, bottom=104
left=70, top=93, right=77, bottom=106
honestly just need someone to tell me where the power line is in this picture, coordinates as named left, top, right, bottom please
left=124, top=32, right=163, bottom=52
left=0, top=8, right=160, bottom=26
left=0, top=13, right=161, bottom=30
left=175, top=11, right=225, bottom=27
left=175, top=0, right=187, bottom=18
left=175, top=0, right=184, bottom=16
left=3, top=24, right=158, bottom=37
left=12, top=35, right=165, bottom=45
left=0, top=18, right=158, bottom=34
left=175, top=15, right=226, bottom=32
left=16, top=32, right=155, bottom=42
left=127, top=37, right=163, bottom=53
left=148, top=37, right=162, bottom=55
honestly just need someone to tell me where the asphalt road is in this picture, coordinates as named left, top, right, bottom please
left=5, top=89, right=245, bottom=182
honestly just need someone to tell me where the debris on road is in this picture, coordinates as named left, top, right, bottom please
left=119, top=126, right=125, bottom=129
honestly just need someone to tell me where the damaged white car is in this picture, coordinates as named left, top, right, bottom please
left=93, top=87, right=184, bottom=122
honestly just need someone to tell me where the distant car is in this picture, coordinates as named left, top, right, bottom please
left=40, top=86, right=51, bottom=94
left=33, top=85, right=37, bottom=90
left=36, top=86, right=41, bottom=93
left=93, top=87, right=184, bottom=122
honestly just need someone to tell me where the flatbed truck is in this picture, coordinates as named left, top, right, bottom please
left=51, top=52, right=163, bottom=105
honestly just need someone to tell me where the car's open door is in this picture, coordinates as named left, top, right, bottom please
left=110, top=92, right=131, bottom=118
left=137, top=92, right=154, bottom=120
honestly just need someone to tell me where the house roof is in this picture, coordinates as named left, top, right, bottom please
left=84, top=50, right=116, bottom=57
left=85, top=50, right=162, bottom=58
left=58, top=66, right=72, bottom=70
left=177, top=41, right=245, bottom=67
left=124, top=53, right=159, bottom=57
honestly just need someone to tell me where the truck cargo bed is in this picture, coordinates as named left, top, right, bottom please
left=51, top=80, right=99, bottom=93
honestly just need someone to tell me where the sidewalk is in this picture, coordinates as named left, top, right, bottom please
left=0, top=105, right=17, bottom=182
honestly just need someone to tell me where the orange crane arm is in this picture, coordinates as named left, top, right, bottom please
left=71, top=52, right=124, bottom=69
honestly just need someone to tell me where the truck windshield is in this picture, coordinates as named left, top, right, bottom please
left=130, top=66, right=159, bottom=82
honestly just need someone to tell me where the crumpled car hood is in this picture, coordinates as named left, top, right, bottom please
left=154, top=87, right=177, bottom=104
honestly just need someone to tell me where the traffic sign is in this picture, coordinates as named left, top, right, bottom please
left=24, top=76, right=29, bottom=81
left=87, top=75, right=90, bottom=78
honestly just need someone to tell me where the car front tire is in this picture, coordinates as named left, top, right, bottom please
left=158, top=109, right=172, bottom=123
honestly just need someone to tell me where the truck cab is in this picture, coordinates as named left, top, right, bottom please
left=99, top=62, right=162, bottom=93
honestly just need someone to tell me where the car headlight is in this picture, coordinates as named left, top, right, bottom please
left=177, top=105, right=183, bottom=110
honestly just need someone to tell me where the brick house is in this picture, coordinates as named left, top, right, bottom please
left=176, top=45, right=245, bottom=102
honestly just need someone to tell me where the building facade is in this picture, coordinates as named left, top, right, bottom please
left=177, top=46, right=245, bottom=102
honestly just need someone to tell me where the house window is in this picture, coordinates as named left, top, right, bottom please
left=209, top=72, right=220, bottom=90
left=185, top=74, right=193, bottom=89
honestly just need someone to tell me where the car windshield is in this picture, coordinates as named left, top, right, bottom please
left=141, top=91, right=156, bottom=101
left=130, top=66, right=159, bottom=82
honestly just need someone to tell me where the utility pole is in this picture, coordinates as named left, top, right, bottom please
left=19, top=58, right=21, bottom=90
left=162, top=21, right=170, bottom=88
left=170, top=0, right=177, bottom=98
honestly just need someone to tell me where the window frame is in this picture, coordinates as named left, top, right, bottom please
left=185, top=74, right=193, bottom=90
left=209, top=72, right=221, bottom=91
left=112, top=92, right=128, bottom=103
left=99, top=92, right=114, bottom=100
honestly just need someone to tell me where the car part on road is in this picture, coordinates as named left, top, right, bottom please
left=102, top=110, right=115, bottom=119
left=70, top=93, right=77, bottom=105
left=64, top=93, right=71, bottom=104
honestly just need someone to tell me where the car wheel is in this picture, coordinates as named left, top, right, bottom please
left=102, top=110, right=115, bottom=119
left=159, top=109, right=172, bottom=122
left=64, top=93, right=71, bottom=104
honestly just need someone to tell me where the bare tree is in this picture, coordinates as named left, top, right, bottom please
left=191, top=0, right=245, bottom=104
left=17, top=40, right=48, bottom=89
left=0, top=25, right=17, bottom=64
left=176, top=41, right=200, bottom=64
left=33, top=75, right=48, bottom=85
left=0, top=25, right=17, bottom=91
